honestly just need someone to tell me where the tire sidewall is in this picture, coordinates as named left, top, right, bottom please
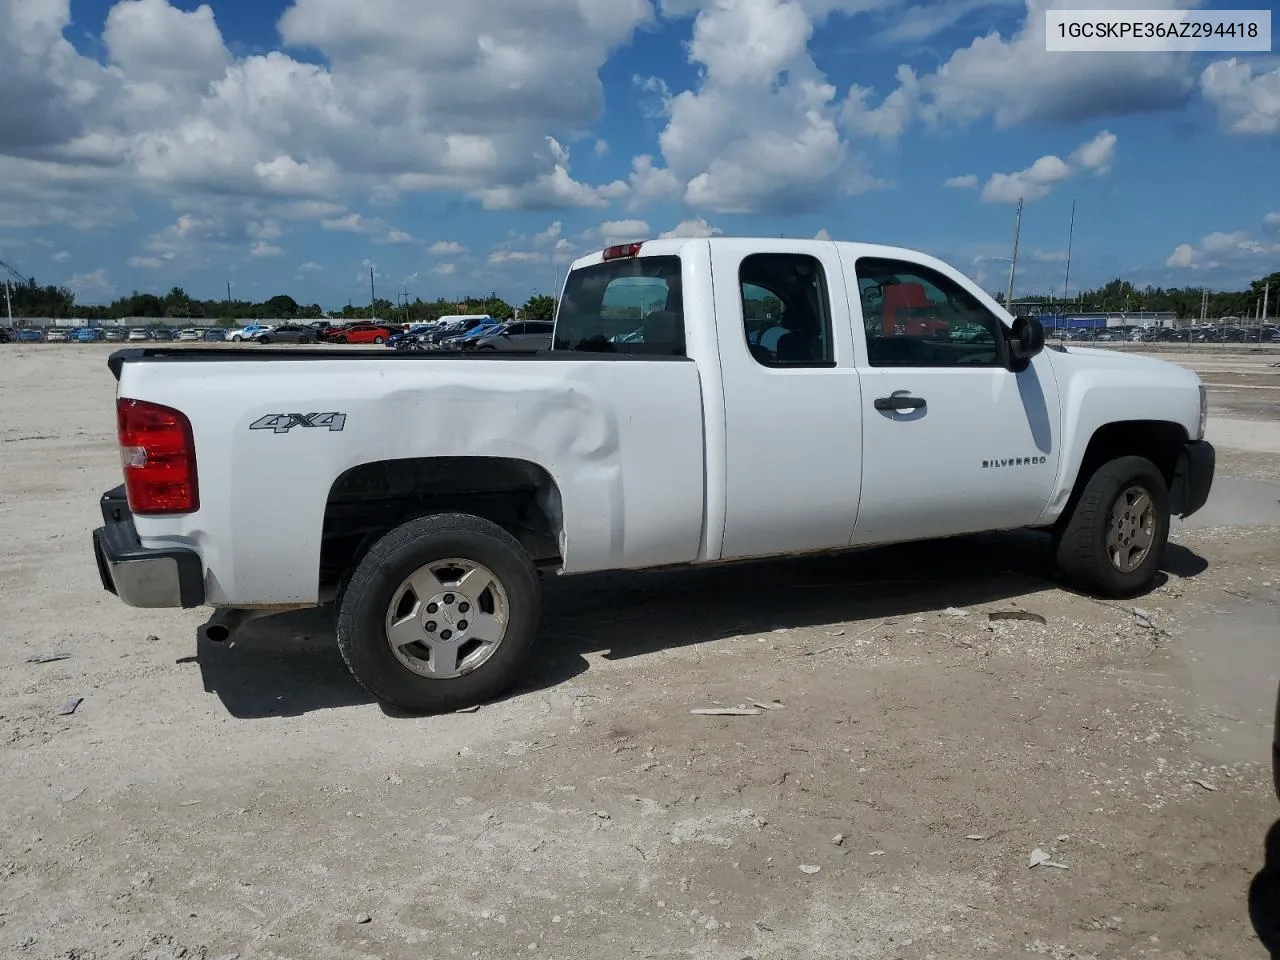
left=1082, top=457, right=1171, bottom=596
left=338, top=516, right=542, bottom=712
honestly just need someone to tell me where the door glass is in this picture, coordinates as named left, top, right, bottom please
left=554, top=256, right=685, bottom=355
left=739, top=254, right=834, bottom=368
left=854, top=257, right=1004, bottom=367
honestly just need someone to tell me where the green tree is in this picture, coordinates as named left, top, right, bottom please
left=265, top=294, right=299, bottom=317
left=522, top=294, right=557, bottom=323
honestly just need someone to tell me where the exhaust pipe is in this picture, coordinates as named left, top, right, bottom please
left=198, top=607, right=269, bottom=644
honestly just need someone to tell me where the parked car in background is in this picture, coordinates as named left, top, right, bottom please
left=177, top=328, right=202, bottom=342
left=204, top=328, right=227, bottom=342
left=256, top=324, right=317, bottom=344
left=72, top=327, right=103, bottom=343
left=150, top=328, right=174, bottom=342
left=329, top=322, right=396, bottom=344
left=127, top=328, right=150, bottom=342
left=0, top=327, right=12, bottom=343
left=103, top=328, right=127, bottom=342
left=387, top=324, right=437, bottom=349
left=432, top=317, right=500, bottom=350
left=17, top=329, right=42, bottom=342
left=46, top=328, right=70, bottom=342
left=228, top=324, right=273, bottom=342
left=469, top=321, right=555, bottom=352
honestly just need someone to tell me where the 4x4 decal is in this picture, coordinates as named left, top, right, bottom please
left=250, top=412, right=347, bottom=434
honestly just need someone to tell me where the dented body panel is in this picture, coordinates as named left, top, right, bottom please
left=121, top=355, right=706, bottom=604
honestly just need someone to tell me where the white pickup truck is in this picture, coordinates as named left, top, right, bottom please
left=93, top=237, right=1214, bottom=712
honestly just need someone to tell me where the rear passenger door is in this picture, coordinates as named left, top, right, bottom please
left=712, top=240, right=863, bottom=561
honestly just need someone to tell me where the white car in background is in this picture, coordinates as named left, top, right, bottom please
left=177, top=328, right=202, bottom=342
left=228, top=324, right=274, bottom=343
left=127, top=328, right=150, bottom=342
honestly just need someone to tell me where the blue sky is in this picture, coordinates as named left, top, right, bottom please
left=0, top=0, right=1277, bottom=309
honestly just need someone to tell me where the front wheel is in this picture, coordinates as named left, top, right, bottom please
left=231, top=335, right=242, bottom=342
left=374, top=336, right=385, bottom=344
left=258, top=336, right=271, bottom=344
left=1054, top=455, right=1170, bottom=598
left=336, top=513, right=542, bottom=713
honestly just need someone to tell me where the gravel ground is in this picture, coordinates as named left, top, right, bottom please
left=1, top=344, right=1278, bottom=960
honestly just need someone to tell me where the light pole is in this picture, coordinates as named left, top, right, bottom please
left=1005, top=197, right=1023, bottom=312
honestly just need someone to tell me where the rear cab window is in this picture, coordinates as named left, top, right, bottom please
left=553, top=256, right=685, bottom=356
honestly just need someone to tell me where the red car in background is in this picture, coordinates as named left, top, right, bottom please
left=327, top=322, right=397, bottom=344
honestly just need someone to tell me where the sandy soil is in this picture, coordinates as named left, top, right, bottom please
left=1, top=344, right=1278, bottom=960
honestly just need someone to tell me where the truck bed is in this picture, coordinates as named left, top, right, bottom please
left=106, top=347, right=690, bottom=380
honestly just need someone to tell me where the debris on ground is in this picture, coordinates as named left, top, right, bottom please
left=456, top=705, right=480, bottom=713
left=355, top=912, right=371, bottom=924
left=966, top=834, right=989, bottom=841
left=57, top=696, right=84, bottom=716
left=690, top=707, right=763, bottom=716
left=1192, top=779, right=1218, bottom=792
left=27, top=653, right=71, bottom=664
left=798, top=864, right=821, bottom=874
left=988, top=610, right=1048, bottom=625
left=831, top=833, right=845, bottom=846
left=942, top=607, right=970, bottom=618
left=1029, top=847, right=1069, bottom=869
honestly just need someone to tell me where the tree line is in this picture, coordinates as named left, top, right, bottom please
left=3, top=280, right=559, bottom=325
left=4, top=269, right=1276, bottom=324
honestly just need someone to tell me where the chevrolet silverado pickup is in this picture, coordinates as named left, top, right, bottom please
left=92, top=237, right=1214, bottom=712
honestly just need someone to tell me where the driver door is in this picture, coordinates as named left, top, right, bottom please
left=840, top=251, right=1063, bottom=547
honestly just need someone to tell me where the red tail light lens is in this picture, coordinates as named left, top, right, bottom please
left=602, top=241, right=644, bottom=261
left=117, top=398, right=199, bottom=515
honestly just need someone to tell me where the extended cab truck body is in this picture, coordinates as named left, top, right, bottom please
left=93, top=238, right=1215, bottom=712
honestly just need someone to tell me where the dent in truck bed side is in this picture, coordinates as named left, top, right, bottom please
left=115, top=354, right=708, bottom=605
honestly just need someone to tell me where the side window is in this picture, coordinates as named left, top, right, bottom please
left=555, top=256, right=685, bottom=356
left=855, top=257, right=1004, bottom=368
left=506, top=323, right=526, bottom=335
left=739, top=254, right=834, bottom=368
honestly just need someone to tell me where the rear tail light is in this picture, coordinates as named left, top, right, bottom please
left=117, top=398, right=199, bottom=515
left=602, top=241, right=645, bottom=261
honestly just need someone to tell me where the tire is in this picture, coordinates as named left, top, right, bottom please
left=258, top=337, right=271, bottom=345
left=1054, top=455, right=1170, bottom=599
left=477, top=344, right=496, bottom=351
left=231, top=335, right=242, bottom=342
left=336, top=336, right=348, bottom=344
left=336, top=513, right=542, bottom=713
left=374, top=336, right=385, bottom=344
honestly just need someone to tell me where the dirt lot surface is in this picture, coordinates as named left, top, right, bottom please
left=2, top=344, right=1278, bottom=960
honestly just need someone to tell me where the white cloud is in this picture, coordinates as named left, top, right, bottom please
left=842, top=0, right=1198, bottom=139
left=320, top=211, right=416, bottom=244
left=53, top=250, right=71, bottom=263
left=68, top=269, right=115, bottom=302
left=248, top=220, right=282, bottom=241
left=299, top=261, right=323, bottom=272
left=625, top=155, right=683, bottom=211
left=433, top=262, right=458, bottom=277
left=1201, top=58, right=1280, bottom=134
left=1165, top=226, right=1280, bottom=270
left=944, top=174, right=978, bottom=189
left=429, top=240, right=466, bottom=255
left=814, top=227, right=833, bottom=241
left=660, top=218, right=723, bottom=239
left=1070, top=130, right=1116, bottom=174
left=251, top=241, right=283, bottom=258
left=652, top=0, right=888, bottom=214
left=595, top=139, right=609, bottom=156
left=0, top=0, right=651, bottom=251
left=127, top=256, right=167, bottom=269
left=1266, top=212, right=1280, bottom=232
left=980, top=130, right=1117, bottom=203
left=597, top=219, right=651, bottom=244
left=489, top=250, right=544, bottom=265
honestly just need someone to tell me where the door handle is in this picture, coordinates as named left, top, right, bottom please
left=874, top=393, right=926, bottom=412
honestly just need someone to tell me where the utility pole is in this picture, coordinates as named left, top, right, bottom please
left=1005, top=197, right=1023, bottom=312
left=226, top=280, right=232, bottom=321
left=4, top=280, right=11, bottom=325
left=1062, top=200, right=1075, bottom=316
left=1263, top=282, right=1270, bottom=324
left=370, top=266, right=376, bottom=321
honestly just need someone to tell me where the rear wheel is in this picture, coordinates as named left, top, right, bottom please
left=336, top=513, right=542, bottom=713
left=374, top=336, right=385, bottom=344
left=1054, top=455, right=1170, bottom=598
left=258, top=336, right=271, bottom=344
left=231, top=335, right=242, bottom=342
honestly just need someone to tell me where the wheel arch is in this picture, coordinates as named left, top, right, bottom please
left=319, top=456, right=565, bottom=595
left=1055, top=420, right=1188, bottom=531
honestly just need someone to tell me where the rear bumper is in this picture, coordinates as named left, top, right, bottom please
left=92, top=486, right=205, bottom=609
left=1170, top=440, right=1215, bottom=519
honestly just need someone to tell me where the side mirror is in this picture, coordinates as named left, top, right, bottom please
left=1009, top=315, right=1045, bottom=370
